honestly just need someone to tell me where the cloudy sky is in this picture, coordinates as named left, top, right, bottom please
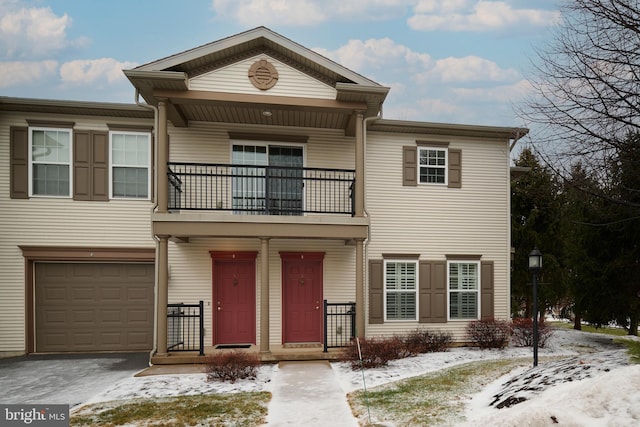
left=0, top=0, right=561, bottom=127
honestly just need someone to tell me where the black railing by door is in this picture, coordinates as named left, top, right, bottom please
left=324, top=301, right=356, bottom=352
left=167, top=301, right=204, bottom=355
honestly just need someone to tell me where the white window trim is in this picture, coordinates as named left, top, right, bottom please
left=447, top=260, right=481, bottom=321
left=28, top=126, right=73, bottom=198
left=417, top=146, right=448, bottom=186
left=383, top=259, right=419, bottom=322
left=109, top=130, right=152, bottom=200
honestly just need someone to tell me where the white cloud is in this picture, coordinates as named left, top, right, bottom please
left=409, top=1, right=560, bottom=32
left=59, top=58, right=137, bottom=86
left=212, top=0, right=327, bottom=26
left=420, top=55, right=520, bottom=83
left=0, top=1, right=85, bottom=59
left=210, top=0, right=413, bottom=26
left=0, top=60, right=58, bottom=87
left=452, top=78, right=533, bottom=103
left=315, top=38, right=431, bottom=75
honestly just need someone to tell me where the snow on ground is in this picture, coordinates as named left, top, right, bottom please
left=80, top=327, right=640, bottom=426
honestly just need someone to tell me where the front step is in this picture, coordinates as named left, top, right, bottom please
left=151, top=348, right=344, bottom=365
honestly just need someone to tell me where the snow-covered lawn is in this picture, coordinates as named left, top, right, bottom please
left=77, top=327, right=640, bottom=426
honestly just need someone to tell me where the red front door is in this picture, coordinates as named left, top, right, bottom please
left=211, top=252, right=257, bottom=345
left=281, top=252, right=324, bottom=343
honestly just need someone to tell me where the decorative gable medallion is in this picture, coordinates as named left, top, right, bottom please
left=248, top=59, right=279, bottom=90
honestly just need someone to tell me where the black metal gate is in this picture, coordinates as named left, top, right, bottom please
left=323, top=301, right=356, bottom=352
left=167, top=301, right=204, bottom=355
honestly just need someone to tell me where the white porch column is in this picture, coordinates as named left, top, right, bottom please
left=260, top=237, right=270, bottom=353
left=156, top=235, right=169, bottom=356
left=356, top=238, right=365, bottom=339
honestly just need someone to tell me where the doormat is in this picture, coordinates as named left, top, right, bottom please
left=215, top=344, right=251, bottom=349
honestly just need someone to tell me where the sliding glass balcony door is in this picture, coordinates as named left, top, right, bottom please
left=232, top=144, right=303, bottom=215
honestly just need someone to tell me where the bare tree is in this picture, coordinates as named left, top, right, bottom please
left=521, top=0, right=640, bottom=205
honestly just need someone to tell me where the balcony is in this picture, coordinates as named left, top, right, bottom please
left=167, top=162, right=355, bottom=215
left=154, top=162, right=367, bottom=241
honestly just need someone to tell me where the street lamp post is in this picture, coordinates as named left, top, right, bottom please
left=529, top=247, right=542, bottom=367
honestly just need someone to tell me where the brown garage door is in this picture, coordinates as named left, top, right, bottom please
left=35, top=263, right=154, bottom=352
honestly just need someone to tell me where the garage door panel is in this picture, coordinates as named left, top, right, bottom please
left=100, top=332, right=124, bottom=346
left=73, top=310, right=95, bottom=324
left=100, top=309, right=123, bottom=324
left=127, top=286, right=151, bottom=301
left=36, top=263, right=154, bottom=352
left=72, top=287, right=96, bottom=302
left=101, top=287, right=123, bottom=301
left=127, top=309, right=151, bottom=324
left=127, top=332, right=152, bottom=346
left=44, top=286, right=67, bottom=302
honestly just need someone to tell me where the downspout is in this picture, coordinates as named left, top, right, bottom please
left=509, top=130, right=525, bottom=152
left=507, top=129, right=525, bottom=324
left=360, top=105, right=382, bottom=338
left=134, top=89, right=160, bottom=366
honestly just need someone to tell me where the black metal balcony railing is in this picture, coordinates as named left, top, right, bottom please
left=168, top=162, right=355, bottom=216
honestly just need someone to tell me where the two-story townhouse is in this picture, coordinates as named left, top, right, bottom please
left=0, top=27, right=527, bottom=361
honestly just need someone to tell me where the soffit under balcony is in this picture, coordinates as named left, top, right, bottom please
left=124, top=27, right=388, bottom=133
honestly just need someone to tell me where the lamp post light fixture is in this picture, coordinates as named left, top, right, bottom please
left=528, top=247, right=543, bottom=367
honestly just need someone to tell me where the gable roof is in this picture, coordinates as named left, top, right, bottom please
left=133, top=26, right=382, bottom=88
left=124, top=27, right=389, bottom=131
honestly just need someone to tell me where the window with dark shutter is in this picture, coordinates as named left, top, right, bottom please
left=403, top=143, right=462, bottom=188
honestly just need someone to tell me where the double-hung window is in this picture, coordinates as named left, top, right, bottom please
left=418, top=146, right=447, bottom=184
left=384, top=260, right=418, bottom=321
left=110, top=131, right=151, bottom=199
left=448, top=261, right=480, bottom=320
left=30, top=128, right=72, bottom=197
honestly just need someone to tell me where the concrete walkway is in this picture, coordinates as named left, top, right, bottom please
left=264, top=360, right=359, bottom=426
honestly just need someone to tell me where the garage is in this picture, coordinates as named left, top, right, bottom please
left=35, top=262, right=154, bottom=352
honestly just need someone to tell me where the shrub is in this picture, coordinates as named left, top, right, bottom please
left=466, top=318, right=510, bottom=349
left=403, top=329, right=453, bottom=354
left=204, top=351, right=260, bottom=383
left=510, top=317, right=554, bottom=348
left=340, top=336, right=407, bottom=370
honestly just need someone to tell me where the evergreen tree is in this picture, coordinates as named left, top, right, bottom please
left=511, top=148, right=567, bottom=322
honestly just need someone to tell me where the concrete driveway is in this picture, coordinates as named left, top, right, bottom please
left=0, top=352, right=149, bottom=408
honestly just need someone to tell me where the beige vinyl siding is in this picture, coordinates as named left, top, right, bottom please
left=189, top=54, right=336, bottom=100
left=170, top=122, right=355, bottom=170
left=0, top=112, right=155, bottom=353
left=365, top=132, right=511, bottom=341
left=167, top=238, right=355, bottom=346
